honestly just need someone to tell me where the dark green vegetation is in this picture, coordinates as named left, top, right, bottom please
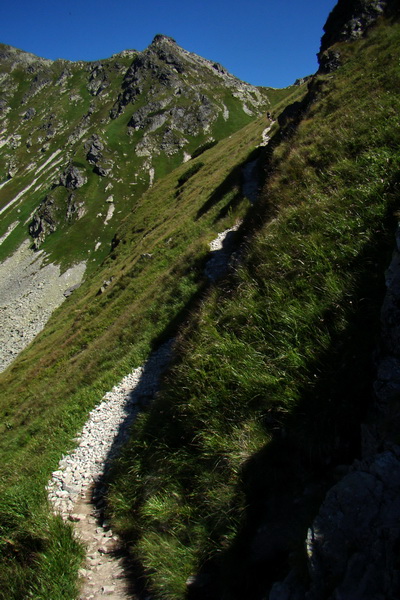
left=0, top=7, right=399, bottom=600
left=0, top=56, right=306, bottom=598
left=106, top=17, right=400, bottom=600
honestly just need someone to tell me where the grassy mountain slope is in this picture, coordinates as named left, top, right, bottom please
left=0, top=70, right=306, bottom=598
left=0, top=36, right=295, bottom=273
left=105, top=15, right=400, bottom=600
left=1, top=5, right=399, bottom=600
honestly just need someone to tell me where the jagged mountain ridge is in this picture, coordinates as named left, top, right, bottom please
left=0, top=34, right=281, bottom=270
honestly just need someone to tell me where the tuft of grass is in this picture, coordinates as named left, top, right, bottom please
left=0, top=485, right=84, bottom=600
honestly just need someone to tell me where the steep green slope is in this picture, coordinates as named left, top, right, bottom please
left=0, top=36, right=295, bottom=273
left=3, top=4, right=400, bottom=599
left=0, top=82, right=306, bottom=598
left=106, top=15, right=400, bottom=600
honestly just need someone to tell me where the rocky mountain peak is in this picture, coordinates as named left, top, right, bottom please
left=0, top=31, right=274, bottom=268
left=150, top=34, right=177, bottom=47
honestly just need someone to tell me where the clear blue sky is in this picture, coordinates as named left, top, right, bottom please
left=0, top=0, right=338, bottom=88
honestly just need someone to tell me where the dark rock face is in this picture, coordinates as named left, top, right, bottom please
left=127, top=100, right=169, bottom=131
left=63, top=283, right=81, bottom=298
left=110, top=41, right=184, bottom=120
left=114, top=45, right=218, bottom=154
left=270, top=226, right=400, bottom=600
left=66, top=193, right=86, bottom=221
left=85, top=134, right=104, bottom=165
left=320, top=0, right=387, bottom=53
left=84, top=135, right=113, bottom=176
left=87, top=63, right=110, bottom=96
left=21, top=71, right=52, bottom=104
left=93, top=162, right=113, bottom=177
left=109, top=54, right=148, bottom=120
left=318, top=49, right=342, bottom=73
left=212, top=62, right=228, bottom=75
left=29, top=195, right=58, bottom=248
left=59, top=164, right=87, bottom=190
left=56, top=67, right=72, bottom=85
left=318, top=0, right=398, bottom=72
left=23, top=107, right=36, bottom=120
left=150, top=34, right=185, bottom=73
left=305, top=449, right=400, bottom=600
left=29, top=190, right=87, bottom=248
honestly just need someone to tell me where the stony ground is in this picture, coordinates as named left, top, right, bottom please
left=47, top=341, right=174, bottom=599
left=71, top=491, right=134, bottom=600
left=0, top=239, right=86, bottom=372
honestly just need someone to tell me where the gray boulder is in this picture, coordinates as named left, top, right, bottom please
left=85, top=134, right=104, bottom=165
left=59, top=164, right=87, bottom=190
left=23, top=106, right=36, bottom=120
left=305, top=449, right=400, bottom=600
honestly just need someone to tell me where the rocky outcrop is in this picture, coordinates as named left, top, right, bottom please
left=30, top=189, right=86, bottom=248
left=29, top=195, right=58, bottom=247
left=108, top=33, right=270, bottom=157
left=110, top=35, right=187, bottom=120
left=318, top=0, right=398, bottom=72
left=87, top=62, right=110, bottom=96
left=0, top=42, right=53, bottom=69
left=306, top=450, right=400, bottom=600
left=23, top=106, right=36, bottom=120
left=21, top=71, right=52, bottom=104
left=110, top=33, right=269, bottom=140
left=127, top=100, right=171, bottom=132
left=65, top=193, right=86, bottom=221
left=84, top=134, right=114, bottom=176
left=270, top=225, right=400, bottom=600
left=59, top=163, right=87, bottom=189
left=85, top=133, right=104, bottom=165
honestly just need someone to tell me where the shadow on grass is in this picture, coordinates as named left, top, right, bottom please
left=93, top=84, right=399, bottom=599
left=96, top=194, right=395, bottom=600
left=184, top=202, right=397, bottom=600
left=90, top=86, right=326, bottom=600
left=195, top=147, right=264, bottom=221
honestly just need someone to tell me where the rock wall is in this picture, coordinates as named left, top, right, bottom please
left=317, top=0, right=399, bottom=72
left=269, top=225, right=400, bottom=600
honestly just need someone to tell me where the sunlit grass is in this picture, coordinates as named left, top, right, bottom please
left=0, top=83, right=304, bottom=597
left=106, top=19, right=400, bottom=599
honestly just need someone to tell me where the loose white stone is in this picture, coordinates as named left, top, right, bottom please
left=47, top=340, right=174, bottom=518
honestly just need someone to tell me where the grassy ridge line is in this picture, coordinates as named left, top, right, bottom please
left=0, top=85, right=307, bottom=599
left=106, top=19, right=400, bottom=600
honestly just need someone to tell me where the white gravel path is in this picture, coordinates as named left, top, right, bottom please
left=47, top=339, right=174, bottom=600
left=259, top=121, right=275, bottom=147
left=43, top=217, right=246, bottom=596
left=47, top=339, right=174, bottom=518
left=205, top=222, right=242, bottom=281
